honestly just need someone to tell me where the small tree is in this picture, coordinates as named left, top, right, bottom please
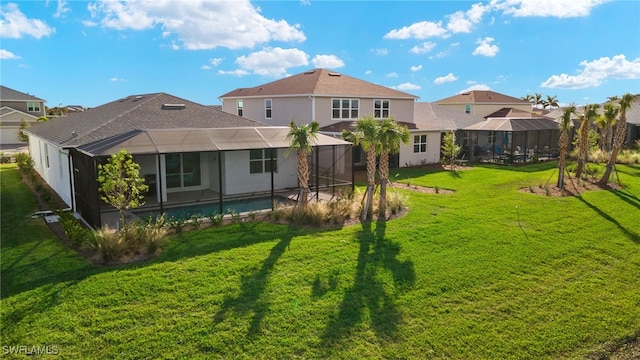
left=18, top=119, right=30, bottom=143
left=441, top=131, right=461, bottom=171
left=97, top=149, right=148, bottom=229
left=286, top=120, right=319, bottom=213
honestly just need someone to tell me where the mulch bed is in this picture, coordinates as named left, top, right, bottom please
left=518, top=178, right=613, bottom=197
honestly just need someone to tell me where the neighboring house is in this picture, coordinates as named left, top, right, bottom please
left=26, top=92, right=352, bottom=228
left=0, top=85, right=46, bottom=145
left=434, top=90, right=532, bottom=118
left=219, top=68, right=451, bottom=168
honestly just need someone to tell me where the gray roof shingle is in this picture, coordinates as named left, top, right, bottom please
left=435, top=90, right=530, bottom=105
left=0, top=85, right=45, bottom=102
left=414, top=102, right=485, bottom=130
left=27, top=92, right=264, bottom=147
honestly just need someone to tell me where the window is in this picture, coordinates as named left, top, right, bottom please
left=237, top=100, right=243, bottom=117
left=332, top=99, right=358, bottom=119
left=165, top=153, right=201, bottom=188
left=250, top=149, right=278, bottom=174
left=413, top=135, right=427, bottom=153
left=44, top=143, right=49, bottom=168
left=374, top=99, right=390, bottom=118
left=265, top=99, right=272, bottom=119
left=465, top=104, right=471, bottom=114
left=27, top=102, right=41, bottom=112
left=488, top=131, right=496, bottom=143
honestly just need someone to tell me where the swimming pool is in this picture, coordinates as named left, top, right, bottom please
left=133, top=196, right=291, bottom=220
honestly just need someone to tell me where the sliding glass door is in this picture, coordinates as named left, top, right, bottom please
left=165, top=153, right=201, bottom=189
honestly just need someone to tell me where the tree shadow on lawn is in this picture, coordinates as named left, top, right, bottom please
left=212, top=225, right=295, bottom=338
left=576, top=195, right=640, bottom=244
left=611, top=190, right=640, bottom=211
left=320, top=220, right=416, bottom=354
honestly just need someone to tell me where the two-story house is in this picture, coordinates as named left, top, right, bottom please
left=0, top=85, right=46, bottom=145
left=434, top=90, right=532, bottom=118
left=219, top=68, right=448, bottom=168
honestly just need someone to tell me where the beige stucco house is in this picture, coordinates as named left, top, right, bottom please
left=434, top=90, right=532, bottom=118
left=0, top=85, right=46, bottom=145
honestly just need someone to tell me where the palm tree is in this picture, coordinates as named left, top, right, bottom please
left=599, top=93, right=635, bottom=186
left=601, top=103, right=619, bottom=152
left=575, top=103, right=600, bottom=179
left=557, top=104, right=576, bottom=190
left=521, top=94, right=534, bottom=103
left=545, top=95, right=559, bottom=109
left=594, top=114, right=608, bottom=151
left=377, top=119, right=409, bottom=218
left=286, top=120, right=320, bottom=212
left=343, top=116, right=379, bottom=221
left=533, top=93, right=544, bottom=109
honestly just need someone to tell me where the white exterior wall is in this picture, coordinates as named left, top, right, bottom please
left=399, top=131, right=442, bottom=167
left=222, top=148, right=297, bottom=195
left=28, top=135, right=73, bottom=207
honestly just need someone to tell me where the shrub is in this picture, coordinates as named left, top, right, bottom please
left=57, top=210, right=90, bottom=246
left=168, top=216, right=187, bottom=234
left=227, top=209, right=240, bottom=224
left=91, top=226, right=127, bottom=262
left=14, top=153, right=34, bottom=173
left=189, top=213, right=203, bottom=229
left=386, top=191, right=406, bottom=215
left=584, top=163, right=603, bottom=181
left=208, top=212, right=224, bottom=226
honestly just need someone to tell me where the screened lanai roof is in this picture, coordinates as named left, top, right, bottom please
left=463, top=117, right=559, bottom=132
left=77, top=127, right=349, bottom=156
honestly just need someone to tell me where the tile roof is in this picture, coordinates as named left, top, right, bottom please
left=27, top=92, right=264, bottom=147
left=434, top=90, right=530, bottom=105
left=414, top=102, right=485, bottom=130
left=0, top=85, right=45, bottom=102
left=219, top=68, right=418, bottom=99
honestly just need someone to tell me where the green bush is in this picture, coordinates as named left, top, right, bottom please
left=90, top=226, right=128, bottom=262
left=208, top=212, right=224, bottom=226
left=56, top=210, right=90, bottom=246
left=14, top=153, right=34, bottom=173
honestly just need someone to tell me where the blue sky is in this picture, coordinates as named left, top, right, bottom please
left=1, top=0, right=639, bottom=108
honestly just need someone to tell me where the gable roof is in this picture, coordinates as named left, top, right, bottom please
left=414, top=102, right=485, bottom=130
left=219, top=68, right=418, bottom=99
left=77, top=127, right=350, bottom=156
left=0, top=85, right=45, bottom=102
left=434, top=90, right=530, bottom=105
left=27, top=92, right=264, bottom=147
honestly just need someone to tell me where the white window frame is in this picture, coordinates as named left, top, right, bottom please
left=237, top=100, right=243, bottom=117
left=249, top=149, right=278, bottom=174
left=374, top=99, right=390, bottom=119
left=265, top=99, right=272, bottom=119
left=413, top=134, right=427, bottom=153
left=488, top=131, right=496, bottom=143
left=332, top=98, right=359, bottom=120
left=27, top=102, right=41, bottom=112
left=465, top=104, right=471, bottom=114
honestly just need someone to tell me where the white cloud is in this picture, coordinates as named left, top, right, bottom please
left=87, top=0, right=306, bottom=50
left=235, top=47, right=309, bottom=77
left=496, top=0, right=609, bottom=18
left=364, top=70, right=372, bottom=75
left=458, top=84, right=490, bottom=93
left=541, top=54, right=640, bottom=89
left=387, top=72, right=399, bottom=78
left=218, top=69, right=249, bottom=76
left=410, top=65, right=422, bottom=72
left=409, top=41, right=437, bottom=54
left=0, top=49, right=20, bottom=59
left=429, top=52, right=448, bottom=59
left=434, top=73, right=458, bottom=85
left=394, top=82, right=421, bottom=91
left=446, top=3, right=488, bottom=33
left=312, top=54, right=345, bottom=69
left=0, top=3, right=55, bottom=39
left=300, top=0, right=311, bottom=5
left=384, top=21, right=447, bottom=39
left=201, top=65, right=212, bottom=70
left=472, top=37, right=499, bottom=57
left=110, top=77, right=125, bottom=82
left=209, top=57, right=224, bottom=66
left=82, top=20, right=97, bottom=27
left=54, top=0, right=71, bottom=18
left=372, top=48, right=389, bottom=56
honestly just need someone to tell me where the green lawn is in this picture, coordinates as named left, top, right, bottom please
left=2, top=162, right=639, bottom=359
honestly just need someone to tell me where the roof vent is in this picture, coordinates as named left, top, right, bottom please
left=162, top=103, right=186, bottom=110
left=328, top=72, right=341, bottom=77
left=304, top=70, right=315, bottom=75
left=461, top=92, right=470, bottom=95
left=134, top=95, right=144, bottom=100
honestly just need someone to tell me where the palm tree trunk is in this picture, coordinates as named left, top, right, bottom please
left=297, top=150, right=309, bottom=211
left=363, top=144, right=376, bottom=220
left=557, top=131, right=568, bottom=190
left=575, top=120, right=589, bottom=179
left=606, top=124, right=613, bottom=152
left=599, top=119, right=627, bottom=186
left=378, top=151, right=389, bottom=218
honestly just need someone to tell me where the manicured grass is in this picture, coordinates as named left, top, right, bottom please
left=2, top=162, right=639, bottom=358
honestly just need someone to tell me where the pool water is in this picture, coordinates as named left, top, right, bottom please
left=134, top=196, right=291, bottom=220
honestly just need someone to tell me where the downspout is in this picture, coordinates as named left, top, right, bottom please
left=315, top=147, right=319, bottom=200
left=95, top=156, right=102, bottom=228
left=67, top=150, right=75, bottom=211
left=351, top=145, right=355, bottom=193
left=332, top=145, right=336, bottom=196
left=157, top=154, right=164, bottom=215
